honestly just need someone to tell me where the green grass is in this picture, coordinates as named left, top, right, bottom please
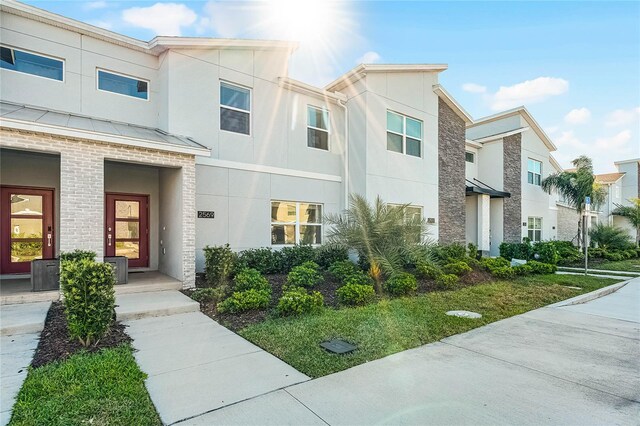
left=10, top=345, right=160, bottom=426
left=585, top=257, right=640, bottom=273
left=240, top=274, right=619, bottom=378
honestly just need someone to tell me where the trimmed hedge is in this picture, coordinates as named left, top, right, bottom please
left=203, top=244, right=235, bottom=287
left=442, top=261, right=472, bottom=276
left=277, top=287, right=324, bottom=316
left=217, top=289, right=271, bottom=314
left=435, top=273, right=458, bottom=290
left=416, top=261, right=442, bottom=280
left=234, top=268, right=271, bottom=292
left=337, top=283, right=375, bottom=306
left=384, top=272, right=417, bottom=296
left=286, top=261, right=323, bottom=288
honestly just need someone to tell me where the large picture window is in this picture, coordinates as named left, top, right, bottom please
left=271, top=201, right=322, bottom=245
left=527, top=158, right=542, bottom=186
left=307, top=106, right=329, bottom=150
left=527, top=217, right=542, bottom=242
left=386, top=111, right=422, bottom=157
left=0, top=46, right=63, bottom=81
left=97, top=69, right=148, bottom=100
left=220, top=82, right=250, bottom=135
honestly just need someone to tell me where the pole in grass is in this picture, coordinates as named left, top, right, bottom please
left=584, top=196, right=590, bottom=276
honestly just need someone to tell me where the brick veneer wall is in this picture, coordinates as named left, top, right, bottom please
left=502, top=133, right=522, bottom=243
left=0, top=128, right=196, bottom=288
left=438, top=98, right=466, bottom=244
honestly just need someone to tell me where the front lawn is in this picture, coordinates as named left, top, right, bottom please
left=585, top=257, right=640, bottom=273
left=240, top=274, right=619, bottom=378
left=10, top=345, right=160, bottom=426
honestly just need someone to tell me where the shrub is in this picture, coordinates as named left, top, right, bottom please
left=435, top=273, right=459, bottom=290
left=603, top=251, right=623, bottom=262
left=442, top=261, right=472, bottom=276
left=383, top=272, right=417, bottom=296
left=491, top=266, right=515, bottom=280
left=527, top=260, right=557, bottom=274
left=467, top=242, right=479, bottom=260
left=237, top=248, right=283, bottom=275
left=480, top=257, right=510, bottom=271
left=499, top=241, right=533, bottom=261
left=625, top=249, right=638, bottom=259
left=217, top=289, right=271, bottom=314
left=328, top=260, right=360, bottom=282
left=60, top=258, right=115, bottom=347
left=203, top=244, right=236, bottom=287
left=286, top=262, right=323, bottom=288
left=343, top=272, right=374, bottom=286
left=190, top=287, right=223, bottom=303
left=512, top=264, right=533, bottom=276
left=277, top=287, right=324, bottom=316
left=588, top=247, right=606, bottom=259
left=464, top=257, right=481, bottom=269
left=233, top=268, right=271, bottom=292
left=59, top=249, right=96, bottom=262
left=532, top=241, right=560, bottom=265
left=315, top=245, right=349, bottom=269
left=551, top=241, right=583, bottom=264
left=281, top=245, right=317, bottom=272
left=337, top=282, right=375, bottom=306
left=416, top=261, right=442, bottom=280
left=590, top=223, right=633, bottom=251
left=433, top=243, right=467, bottom=264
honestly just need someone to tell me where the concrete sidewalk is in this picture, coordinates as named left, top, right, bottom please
left=182, top=278, right=640, bottom=425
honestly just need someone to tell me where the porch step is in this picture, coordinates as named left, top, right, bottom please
left=0, top=301, right=51, bottom=336
left=115, top=290, right=199, bottom=321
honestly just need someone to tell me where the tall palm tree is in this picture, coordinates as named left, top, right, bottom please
left=541, top=156, right=606, bottom=248
left=613, top=198, right=640, bottom=245
left=324, top=194, right=430, bottom=293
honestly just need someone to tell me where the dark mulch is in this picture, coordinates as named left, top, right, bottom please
left=31, top=302, right=131, bottom=368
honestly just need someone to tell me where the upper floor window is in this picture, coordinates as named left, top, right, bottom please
left=271, top=201, right=322, bottom=245
left=0, top=46, right=63, bottom=81
left=97, top=69, right=148, bottom=100
left=465, top=151, right=475, bottom=163
left=527, top=217, right=542, bottom=242
left=527, top=158, right=542, bottom=186
left=220, top=82, right=250, bottom=135
left=307, top=106, right=329, bottom=150
left=386, top=111, right=422, bottom=157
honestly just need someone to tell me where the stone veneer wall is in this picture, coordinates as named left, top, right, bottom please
left=437, top=98, right=466, bottom=244
left=557, top=204, right=580, bottom=242
left=502, top=133, right=522, bottom=243
left=0, top=128, right=196, bottom=288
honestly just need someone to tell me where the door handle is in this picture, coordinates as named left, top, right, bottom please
left=47, top=233, right=52, bottom=247
left=108, top=234, right=112, bottom=246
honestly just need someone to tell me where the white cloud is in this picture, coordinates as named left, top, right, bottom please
left=87, top=19, right=114, bottom=30
left=356, top=51, right=381, bottom=64
left=491, top=77, right=569, bottom=111
left=564, top=107, right=591, bottom=125
left=83, top=1, right=108, bottom=11
left=462, top=83, right=486, bottom=94
left=122, top=3, right=197, bottom=36
left=595, top=130, right=632, bottom=150
left=605, top=107, right=640, bottom=127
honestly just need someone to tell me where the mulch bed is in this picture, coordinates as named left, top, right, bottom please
left=31, top=302, right=131, bottom=368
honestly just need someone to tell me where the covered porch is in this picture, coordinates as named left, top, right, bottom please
left=465, top=179, right=511, bottom=257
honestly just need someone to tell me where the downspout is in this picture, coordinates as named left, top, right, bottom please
left=337, top=97, right=349, bottom=210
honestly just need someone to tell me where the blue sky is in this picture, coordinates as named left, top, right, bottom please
left=25, top=0, right=640, bottom=173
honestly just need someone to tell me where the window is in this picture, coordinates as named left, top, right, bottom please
left=465, top=151, right=475, bottom=163
left=0, top=46, right=63, bottom=81
left=271, top=201, right=322, bottom=245
left=307, top=106, right=329, bottom=150
left=527, top=159, right=542, bottom=186
left=386, top=111, right=422, bottom=157
left=220, top=82, right=250, bottom=135
left=97, top=69, right=148, bottom=100
left=527, top=217, right=542, bottom=242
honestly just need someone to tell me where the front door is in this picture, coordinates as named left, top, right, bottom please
left=0, top=186, right=55, bottom=274
left=105, top=193, right=149, bottom=268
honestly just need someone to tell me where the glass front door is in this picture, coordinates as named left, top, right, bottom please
left=105, top=193, right=149, bottom=268
left=0, top=186, right=54, bottom=274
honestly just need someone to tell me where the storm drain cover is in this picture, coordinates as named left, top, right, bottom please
left=446, top=310, right=482, bottom=319
left=320, top=339, right=357, bottom=354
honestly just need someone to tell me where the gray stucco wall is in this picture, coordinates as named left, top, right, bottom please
left=503, top=133, right=522, bottom=243
left=438, top=98, right=466, bottom=244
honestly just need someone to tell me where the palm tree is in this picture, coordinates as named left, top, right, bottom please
left=324, top=195, right=430, bottom=293
left=541, top=156, right=606, bottom=248
left=613, top=198, right=640, bottom=245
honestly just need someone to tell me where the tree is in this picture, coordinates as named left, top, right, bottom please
left=612, top=198, right=640, bottom=245
left=324, top=195, right=430, bottom=293
left=541, top=156, right=606, bottom=248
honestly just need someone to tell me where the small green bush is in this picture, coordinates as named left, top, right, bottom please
left=532, top=241, right=559, bottom=265
left=416, top=261, right=442, bottom=280
left=464, top=257, right=481, bottom=269
left=286, top=262, right=323, bottom=288
left=499, top=241, right=533, bottom=261
left=590, top=223, right=634, bottom=251
left=433, top=243, right=467, bottom=263
left=343, top=272, right=374, bottom=286
left=491, top=266, right=515, bottom=279
left=625, top=249, right=638, bottom=259
left=467, top=242, right=479, bottom=259
left=442, top=261, right=472, bottom=276
left=551, top=241, right=583, bottom=264
left=59, top=250, right=96, bottom=262
left=435, top=273, right=459, bottom=290
left=480, top=257, right=510, bottom=271
left=237, top=248, right=283, bottom=275
left=277, top=287, right=324, bottom=316
left=383, top=272, right=417, bottom=296
left=190, top=287, right=223, bottom=303
left=203, top=244, right=236, bottom=287
left=527, top=261, right=557, bottom=274
left=328, top=260, right=360, bottom=282
left=60, top=258, right=115, bottom=347
left=603, top=252, right=623, bottom=262
left=233, top=268, right=271, bottom=292
left=217, top=289, right=271, bottom=314
left=588, top=247, right=606, bottom=259
left=315, top=245, right=349, bottom=269
left=281, top=245, right=317, bottom=272
left=337, top=282, right=375, bottom=306
left=512, top=264, right=533, bottom=276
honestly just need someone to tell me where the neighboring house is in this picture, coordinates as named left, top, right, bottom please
left=598, top=159, right=640, bottom=241
left=0, top=0, right=564, bottom=292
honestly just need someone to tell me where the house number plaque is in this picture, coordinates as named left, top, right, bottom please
left=197, top=211, right=215, bottom=219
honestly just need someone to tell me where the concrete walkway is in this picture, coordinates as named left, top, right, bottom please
left=181, top=278, right=640, bottom=425
left=123, top=291, right=309, bottom=425
left=0, top=301, right=50, bottom=426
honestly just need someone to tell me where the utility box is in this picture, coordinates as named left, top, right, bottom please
left=104, top=256, right=128, bottom=284
left=31, top=258, right=60, bottom=291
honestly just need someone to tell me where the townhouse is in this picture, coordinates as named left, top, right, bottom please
left=1, top=0, right=567, bottom=297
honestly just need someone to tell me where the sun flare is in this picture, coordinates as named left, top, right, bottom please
left=265, top=0, right=339, bottom=44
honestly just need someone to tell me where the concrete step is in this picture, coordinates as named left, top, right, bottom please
left=0, top=301, right=51, bottom=336
left=115, top=290, right=199, bottom=321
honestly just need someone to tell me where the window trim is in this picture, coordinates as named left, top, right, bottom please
left=220, top=80, right=252, bottom=136
left=0, top=44, right=65, bottom=83
left=96, top=68, right=150, bottom=101
left=306, top=105, right=330, bottom=151
left=527, top=158, right=543, bottom=186
left=270, top=200, right=323, bottom=246
left=465, top=151, right=475, bottom=163
left=386, top=110, right=423, bottom=158
left=527, top=216, right=543, bottom=242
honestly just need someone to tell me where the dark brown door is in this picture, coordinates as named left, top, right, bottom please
left=1, top=186, right=55, bottom=274
left=105, top=193, right=149, bottom=268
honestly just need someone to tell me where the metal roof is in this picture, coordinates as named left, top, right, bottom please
left=0, top=101, right=209, bottom=155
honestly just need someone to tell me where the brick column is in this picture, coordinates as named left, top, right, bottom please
left=503, top=133, right=522, bottom=243
left=181, top=162, right=196, bottom=288
left=477, top=194, right=491, bottom=255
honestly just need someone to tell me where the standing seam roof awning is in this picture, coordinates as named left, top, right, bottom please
left=0, top=101, right=210, bottom=156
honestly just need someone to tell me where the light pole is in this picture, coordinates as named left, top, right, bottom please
left=584, top=196, right=591, bottom=275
